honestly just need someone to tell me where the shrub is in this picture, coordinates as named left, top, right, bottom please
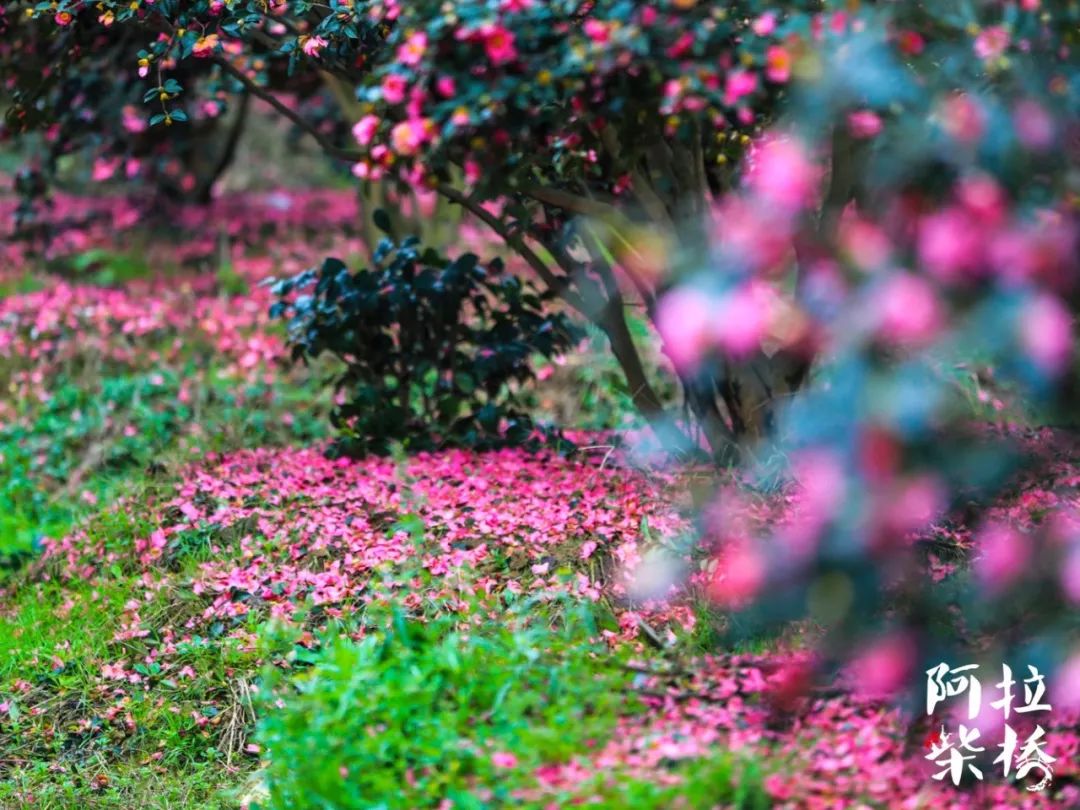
left=270, top=221, right=582, bottom=456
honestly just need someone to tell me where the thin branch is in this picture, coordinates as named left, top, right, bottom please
left=521, top=184, right=623, bottom=221
left=435, top=183, right=588, bottom=314
left=213, top=57, right=362, bottom=163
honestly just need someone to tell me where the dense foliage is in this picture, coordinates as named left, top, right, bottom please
left=271, top=221, right=581, bottom=455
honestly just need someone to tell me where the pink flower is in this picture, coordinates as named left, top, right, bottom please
left=91, top=159, right=118, bottom=183
left=974, top=25, right=1009, bottom=61
left=1051, top=651, right=1080, bottom=711
left=747, top=135, right=818, bottom=210
left=764, top=46, right=791, bottom=83
left=666, top=32, right=694, bottom=59
left=656, top=287, right=714, bottom=372
left=435, top=75, right=456, bottom=98
left=939, top=94, right=985, bottom=144
left=847, top=110, right=882, bottom=139
left=122, top=105, right=147, bottom=133
left=874, top=273, right=942, bottom=347
left=102, top=662, right=127, bottom=680
left=707, top=541, right=765, bottom=609
left=752, top=12, right=776, bottom=36
left=918, top=207, right=984, bottom=282
left=483, top=25, right=517, bottom=65
left=1013, top=99, right=1055, bottom=151
left=583, top=19, right=609, bottom=44
left=724, top=70, right=758, bottom=104
left=713, top=284, right=769, bottom=357
left=381, top=73, right=408, bottom=105
left=491, top=751, right=518, bottom=769
left=397, top=31, right=428, bottom=66
left=849, top=633, right=916, bottom=699
left=896, top=30, right=925, bottom=56
left=301, top=35, right=328, bottom=57
left=1062, top=548, right=1080, bottom=604
left=975, top=524, right=1031, bottom=593
left=840, top=215, right=892, bottom=269
left=192, top=34, right=220, bottom=58
left=352, top=114, right=380, bottom=147
left=1018, top=293, right=1073, bottom=375
left=390, top=119, right=427, bottom=156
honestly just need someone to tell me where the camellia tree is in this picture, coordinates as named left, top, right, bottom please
left=3, top=1, right=1078, bottom=463
left=0, top=5, right=254, bottom=213
left=4, top=0, right=835, bottom=461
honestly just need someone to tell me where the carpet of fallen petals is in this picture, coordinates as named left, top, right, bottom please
left=23, top=436, right=1080, bottom=808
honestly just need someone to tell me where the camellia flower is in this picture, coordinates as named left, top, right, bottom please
left=491, top=751, right=518, bottom=769
left=1018, top=293, right=1073, bottom=376
left=764, top=46, right=791, bottom=83
left=938, top=93, right=985, bottom=144
left=896, top=29, right=925, bottom=55
left=352, top=114, right=380, bottom=147
left=381, top=73, right=408, bottom=105
left=847, top=110, right=882, bottom=138
left=874, top=273, right=943, bottom=347
left=706, top=539, right=765, bottom=609
left=192, top=34, right=220, bottom=58
left=300, top=35, right=328, bottom=58
left=1051, top=651, right=1080, bottom=711
left=435, top=75, right=456, bottom=98
left=975, top=523, right=1031, bottom=593
left=746, top=134, right=818, bottom=211
left=397, top=31, right=427, bottom=66
left=122, top=105, right=148, bottom=134
left=583, top=19, right=610, bottom=44
left=91, top=158, right=119, bottom=182
left=713, top=283, right=769, bottom=357
left=1013, top=99, right=1055, bottom=151
left=655, top=286, right=714, bottom=372
left=849, top=633, right=916, bottom=699
left=724, top=70, right=758, bottom=105
left=918, top=207, right=985, bottom=282
left=483, top=24, right=517, bottom=65
left=390, top=120, right=424, bottom=156
left=973, top=25, right=1009, bottom=62
left=752, top=12, right=777, bottom=36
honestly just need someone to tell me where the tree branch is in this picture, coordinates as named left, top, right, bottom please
left=213, top=57, right=362, bottom=163
left=435, top=183, right=587, bottom=314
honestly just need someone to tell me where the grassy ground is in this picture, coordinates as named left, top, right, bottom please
left=2, top=205, right=1076, bottom=809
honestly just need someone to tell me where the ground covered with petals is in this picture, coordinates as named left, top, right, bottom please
left=5, top=437, right=1079, bottom=807
left=2, top=192, right=1078, bottom=808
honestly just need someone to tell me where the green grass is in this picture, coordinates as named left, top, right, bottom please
left=0, top=263, right=778, bottom=808
left=0, top=509, right=774, bottom=809
left=0, top=341, right=329, bottom=562
left=254, top=593, right=771, bottom=810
